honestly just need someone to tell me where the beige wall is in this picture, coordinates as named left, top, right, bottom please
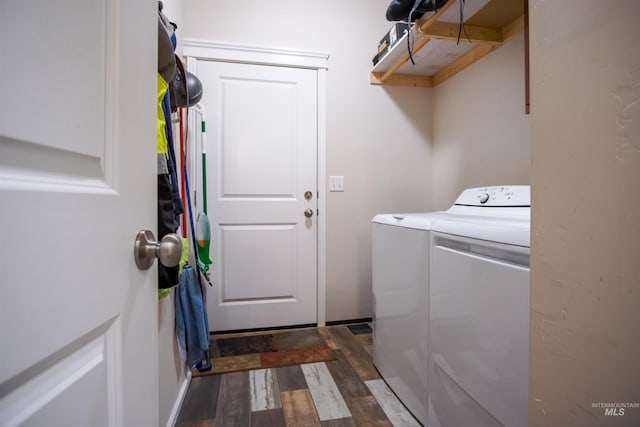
left=530, top=1, right=640, bottom=425
left=181, top=0, right=434, bottom=322
left=432, top=33, right=530, bottom=209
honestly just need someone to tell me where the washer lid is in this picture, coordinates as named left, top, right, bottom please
left=372, top=185, right=530, bottom=242
left=372, top=212, right=447, bottom=230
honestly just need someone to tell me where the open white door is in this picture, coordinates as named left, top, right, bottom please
left=0, top=1, right=158, bottom=425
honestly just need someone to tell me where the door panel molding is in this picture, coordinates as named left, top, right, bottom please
left=219, top=223, right=298, bottom=302
left=0, top=0, right=118, bottom=193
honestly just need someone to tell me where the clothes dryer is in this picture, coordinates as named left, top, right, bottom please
left=428, top=186, right=530, bottom=427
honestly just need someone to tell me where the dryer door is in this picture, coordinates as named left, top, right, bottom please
left=429, top=233, right=529, bottom=427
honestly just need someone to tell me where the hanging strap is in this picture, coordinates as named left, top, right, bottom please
left=179, top=108, right=187, bottom=236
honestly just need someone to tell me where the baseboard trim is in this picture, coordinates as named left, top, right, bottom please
left=211, top=323, right=318, bottom=336
left=208, top=318, right=373, bottom=336
left=166, top=368, right=192, bottom=427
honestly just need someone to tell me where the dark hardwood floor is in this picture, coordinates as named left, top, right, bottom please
left=175, top=324, right=422, bottom=426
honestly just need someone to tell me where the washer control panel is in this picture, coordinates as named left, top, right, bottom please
left=454, top=185, right=530, bottom=207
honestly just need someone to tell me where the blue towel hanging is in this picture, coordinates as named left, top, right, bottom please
left=175, top=265, right=211, bottom=372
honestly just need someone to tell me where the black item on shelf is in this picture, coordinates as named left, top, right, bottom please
left=386, top=0, right=448, bottom=22
left=377, top=22, right=411, bottom=62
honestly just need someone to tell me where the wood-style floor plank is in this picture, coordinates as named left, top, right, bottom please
left=215, top=371, right=252, bottom=426
left=365, top=379, right=421, bottom=427
left=251, top=408, right=286, bottom=427
left=317, top=327, right=338, bottom=350
left=250, top=368, right=282, bottom=411
left=301, top=362, right=352, bottom=421
left=324, top=349, right=371, bottom=399
left=345, top=395, right=393, bottom=427
left=320, top=417, right=357, bottom=427
left=354, top=333, right=372, bottom=349
left=324, top=349, right=392, bottom=427
left=281, top=389, right=322, bottom=427
left=324, top=326, right=380, bottom=381
left=276, top=365, right=308, bottom=392
left=175, top=375, right=221, bottom=423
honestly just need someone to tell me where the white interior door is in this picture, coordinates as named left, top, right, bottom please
left=194, top=60, right=319, bottom=331
left=0, top=1, right=157, bottom=425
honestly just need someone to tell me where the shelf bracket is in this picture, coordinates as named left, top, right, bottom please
left=416, top=21, right=503, bottom=45
left=431, top=13, right=525, bottom=86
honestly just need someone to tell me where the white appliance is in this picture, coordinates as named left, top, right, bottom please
left=428, top=186, right=530, bottom=427
left=372, top=212, right=446, bottom=425
left=372, top=185, right=530, bottom=427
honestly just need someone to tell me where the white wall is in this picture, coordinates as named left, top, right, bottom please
left=432, top=33, right=530, bottom=209
left=529, top=1, right=640, bottom=425
left=181, top=0, right=434, bottom=322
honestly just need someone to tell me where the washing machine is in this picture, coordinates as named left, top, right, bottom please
left=372, top=212, right=445, bottom=425
left=428, top=186, right=530, bottom=427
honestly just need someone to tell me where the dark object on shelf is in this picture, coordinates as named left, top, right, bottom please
left=386, top=0, right=449, bottom=22
left=377, top=22, right=411, bottom=62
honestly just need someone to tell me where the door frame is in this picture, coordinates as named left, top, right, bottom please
left=182, top=39, right=329, bottom=326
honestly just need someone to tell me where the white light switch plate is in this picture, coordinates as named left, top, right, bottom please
left=329, top=176, right=344, bottom=192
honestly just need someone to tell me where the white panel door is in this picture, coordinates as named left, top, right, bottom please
left=0, top=1, right=157, bottom=425
left=195, top=60, right=318, bottom=331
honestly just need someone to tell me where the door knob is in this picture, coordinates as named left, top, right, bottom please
left=304, top=190, right=313, bottom=200
left=134, top=230, right=182, bottom=270
left=304, top=208, right=314, bottom=218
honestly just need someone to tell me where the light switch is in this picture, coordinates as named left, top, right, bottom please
left=329, top=176, right=344, bottom=192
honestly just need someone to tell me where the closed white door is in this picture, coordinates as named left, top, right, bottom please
left=194, top=60, right=318, bottom=331
left=0, top=1, right=157, bottom=425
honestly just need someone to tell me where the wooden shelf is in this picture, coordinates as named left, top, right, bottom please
left=371, top=0, right=525, bottom=87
